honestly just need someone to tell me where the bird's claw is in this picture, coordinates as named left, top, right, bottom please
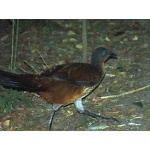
left=96, top=116, right=119, bottom=123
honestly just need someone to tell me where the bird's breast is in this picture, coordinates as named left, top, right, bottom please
left=39, top=79, right=99, bottom=105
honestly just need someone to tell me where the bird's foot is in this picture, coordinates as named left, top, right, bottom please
left=81, top=110, right=119, bottom=123
left=95, top=115, right=119, bottom=123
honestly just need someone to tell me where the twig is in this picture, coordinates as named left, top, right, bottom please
left=13, top=19, right=19, bottom=72
left=10, top=19, right=19, bottom=73
left=10, top=19, right=15, bottom=72
left=18, top=68, right=28, bottom=73
left=24, top=61, right=39, bottom=74
left=37, top=51, right=49, bottom=68
left=99, top=84, right=150, bottom=99
left=82, top=19, right=88, bottom=63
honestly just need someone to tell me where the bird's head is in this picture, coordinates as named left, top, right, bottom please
left=91, top=47, right=117, bottom=71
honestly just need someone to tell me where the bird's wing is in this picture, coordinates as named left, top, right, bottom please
left=0, top=62, right=104, bottom=92
left=41, top=63, right=104, bottom=87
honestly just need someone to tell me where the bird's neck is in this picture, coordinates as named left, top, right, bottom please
left=91, top=56, right=104, bottom=73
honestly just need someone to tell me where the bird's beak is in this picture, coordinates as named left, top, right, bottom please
left=105, top=51, right=117, bottom=63
left=109, top=52, right=118, bottom=59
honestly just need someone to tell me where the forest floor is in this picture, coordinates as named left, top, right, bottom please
left=0, top=19, right=149, bottom=131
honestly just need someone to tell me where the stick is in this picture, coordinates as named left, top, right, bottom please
left=24, top=61, right=39, bottom=74
left=99, top=84, right=150, bottom=99
left=37, top=51, right=49, bottom=68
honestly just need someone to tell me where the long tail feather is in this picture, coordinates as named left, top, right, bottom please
left=0, top=70, right=46, bottom=92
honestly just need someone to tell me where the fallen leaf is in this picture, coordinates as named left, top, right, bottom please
left=67, top=30, right=76, bottom=36
left=76, top=44, right=83, bottom=49
left=105, top=37, right=110, bottom=41
left=4, top=120, right=10, bottom=126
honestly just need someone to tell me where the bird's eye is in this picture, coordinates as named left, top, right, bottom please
left=103, top=51, right=108, bottom=56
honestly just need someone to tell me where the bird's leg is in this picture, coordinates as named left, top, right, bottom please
left=48, top=107, right=55, bottom=131
left=74, top=99, right=119, bottom=123
left=48, top=104, right=62, bottom=131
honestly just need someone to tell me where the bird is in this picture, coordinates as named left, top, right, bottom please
left=0, top=47, right=118, bottom=130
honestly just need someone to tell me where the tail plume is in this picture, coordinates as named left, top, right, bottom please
left=0, top=70, right=45, bottom=92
